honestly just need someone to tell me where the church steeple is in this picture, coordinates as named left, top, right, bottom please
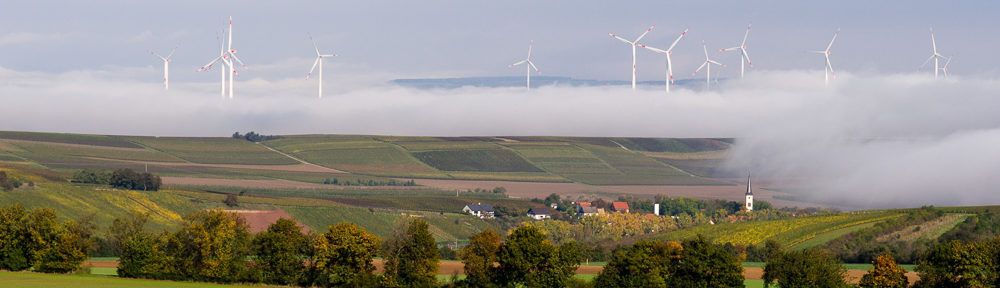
left=745, top=170, right=754, bottom=211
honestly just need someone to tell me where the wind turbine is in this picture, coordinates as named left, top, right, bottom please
left=692, top=40, right=724, bottom=89
left=640, top=27, right=688, bottom=93
left=810, top=29, right=839, bottom=87
left=939, top=56, right=952, bottom=78
left=150, top=46, right=177, bottom=90
left=306, top=34, right=338, bottom=98
left=919, top=27, right=949, bottom=79
left=720, top=23, right=753, bottom=79
left=609, top=25, right=655, bottom=90
left=508, top=40, right=540, bottom=89
left=197, top=16, right=246, bottom=99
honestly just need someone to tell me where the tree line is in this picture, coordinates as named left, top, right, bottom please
left=72, top=168, right=161, bottom=191
left=231, top=131, right=281, bottom=142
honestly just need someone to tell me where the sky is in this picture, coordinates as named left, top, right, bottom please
left=2, top=1, right=1000, bottom=208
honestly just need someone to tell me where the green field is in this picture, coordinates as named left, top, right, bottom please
left=0, top=271, right=268, bottom=288
left=0, top=131, right=142, bottom=148
left=127, top=137, right=298, bottom=165
left=264, top=136, right=448, bottom=178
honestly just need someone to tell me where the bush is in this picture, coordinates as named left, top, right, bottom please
left=109, top=168, right=161, bottom=191
left=72, top=169, right=112, bottom=185
left=0, top=171, right=23, bottom=191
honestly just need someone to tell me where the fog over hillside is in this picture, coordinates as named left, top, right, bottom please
left=2, top=66, right=998, bottom=208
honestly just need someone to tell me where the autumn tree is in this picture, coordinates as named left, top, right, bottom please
left=668, top=235, right=744, bottom=288
left=0, top=204, right=93, bottom=273
left=249, top=218, right=308, bottom=285
left=913, top=237, right=1000, bottom=288
left=594, top=240, right=683, bottom=287
left=764, top=248, right=848, bottom=288
left=311, top=222, right=381, bottom=287
left=859, top=254, right=908, bottom=288
left=460, top=230, right=502, bottom=288
left=494, top=225, right=582, bottom=288
left=110, top=211, right=169, bottom=279
left=35, top=214, right=98, bottom=273
left=163, top=210, right=251, bottom=282
left=383, top=218, right=439, bottom=288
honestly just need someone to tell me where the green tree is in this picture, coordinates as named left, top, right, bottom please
left=460, top=230, right=502, bottom=288
left=250, top=218, right=307, bottom=285
left=494, top=225, right=581, bottom=288
left=859, top=254, right=908, bottom=288
left=764, top=248, right=848, bottom=288
left=668, top=235, right=744, bottom=288
left=913, top=237, right=1000, bottom=288
left=312, top=222, right=381, bottom=287
left=35, top=215, right=98, bottom=273
left=164, top=210, right=251, bottom=282
left=383, top=219, right=439, bottom=288
left=594, top=240, right=683, bottom=288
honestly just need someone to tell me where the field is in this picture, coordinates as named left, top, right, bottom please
left=412, top=149, right=544, bottom=173
left=0, top=271, right=268, bottom=288
left=126, top=137, right=299, bottom=165
left=654, top=212, right=905, bottom=247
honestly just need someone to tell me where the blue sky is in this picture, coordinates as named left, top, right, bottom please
left=2, top=1, right=998, bottom=81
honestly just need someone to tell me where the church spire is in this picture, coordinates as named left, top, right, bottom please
left=746, top=170, right=753, bottom=196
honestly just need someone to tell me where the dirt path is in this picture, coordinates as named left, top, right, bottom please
left=86, top=157, right=345, bottom=174
left=257, top=143, right=346, bottom=173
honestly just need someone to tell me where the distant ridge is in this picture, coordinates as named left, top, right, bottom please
left=392, top=76, right=707, bottom=89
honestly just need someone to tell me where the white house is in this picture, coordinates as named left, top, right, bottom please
left=463, top=203, right=495, bottom=219
left=527, top=207, right=550, bottom=220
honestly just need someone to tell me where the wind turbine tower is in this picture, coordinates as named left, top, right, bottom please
left=307, top=34, right=338, bottom=98
left=150, top=46, right=177, bottom=90
left=920, top=27, right=949, bottom=79
left=692, top=40, right=724, bottom=89
left=720, top=23, right=753, bottom=79
left=811, top=29, right=839, bottom=87
left=609, top=25, right=655, bottom=90
left=640, top=27, right=688, bottom=93
left=197, top=16, right=246, bottom=99
left=508, top=40, right=540, bottom=89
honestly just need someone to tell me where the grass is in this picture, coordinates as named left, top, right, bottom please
left=280, top=205, right=405, bottom=237
left=792, top=221, right=880, bottom=250
left=0, top=131, right=142, bottom=148
left=127, top=137, right=298, bottom=165
left=264, top=136, right=447, bottom=178
left=412, top=149, right=544, bottom=173
left=0, top=271, right=267, bottom=288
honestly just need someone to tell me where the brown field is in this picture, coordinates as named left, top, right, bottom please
left=0, top=139, right=146, bottom=152
left=162, top=177, right=433, bottom=191
left=226, top=208, right=311, bottom=234
left=86, top=157, right=346, bottom=173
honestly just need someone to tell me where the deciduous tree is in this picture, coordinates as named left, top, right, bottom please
left=312, top=222, right=381, bottom=287
left=383, top=218, right=439, bottom=288
left=460, top=230, right=502, bottom=288
left=859, top=254, right=908, bottom=288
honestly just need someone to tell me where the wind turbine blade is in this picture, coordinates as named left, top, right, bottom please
left=641, top=45, right=667, bottom=54
left=741, top=23, right=751, bottom=46
left=702, top=40, right=709, bottom=59
left=508, top=60, right=527, bottom=68
left=743, top=51, right=753, bottom=69
left=198, top=56, right=223, bottom=72
left=930, top=27, right=937, bottom=54
left=609, top=33, right=634, bottom=45
left=320, top=54, right=338, bottom=57
left=721, top=46, right=741, bottom=52
left=708, top=59, right=723, bottom=66
left=308, top=33, right=321, bottom=56
left=230, top=54, right=247, bottom=69
left=165, top=45, right=178, bottom=59
left=150, top=50, right=166, bottom=61
left=810, top=50, right=828, bottom=54
left=634, top=25, right=655, bottom=42
left=666, top=27, right=689, bottom=51
left=826, top=29, right=840, bottom=51
left=528, top=60, right=539, bottom=73
left=306, top=57, right=320, bottom=79
left=825, top=55, right=835, bottom=76
left=918, top=54, right=934, bottom=71
left=693, top=62, right=707, bottom=75
left=528, top=40, right=533, bottom=58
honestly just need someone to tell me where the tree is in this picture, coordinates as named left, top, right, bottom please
left=311, top=222, right=381, bottom=287
left=35, top=214, right=98, bottom=273
left=667, top=235, right=744, bottom=288
left=764, top=248, right=848, bottom=288
left=109, top=168, right=161, bottom=191
left=164, top=210, right=251, bottom=282
left=224, top=194, right=239, bottom=207
left=460, top=230, right=502, bottom=288
left=383, top=219, right=439, bottom=288
left=494, top=225, right=581, bottom=288
left=859, top=254, right=908, bottom=288
left=594, top=240, right=683, bottom=288
left=72, top=169, right=112, bottom=184
left=250, top=218, right=307, bottom=285
left=913, top=237, right=999, bottom=288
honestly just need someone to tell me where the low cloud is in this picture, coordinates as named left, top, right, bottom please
left=0, top=32, right=66, bottom=46
left=1, top=66, right=998, bottom=208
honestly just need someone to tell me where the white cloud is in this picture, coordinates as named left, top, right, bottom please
left=126, top=30, right=154, bottom=43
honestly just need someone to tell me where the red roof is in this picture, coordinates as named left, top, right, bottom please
left=612, top=202, right=629, bottom=211
left=576, top=202, right=592, bottom=207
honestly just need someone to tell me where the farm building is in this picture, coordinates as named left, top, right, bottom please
left=463, top=203, right=495, bottom=219
left=527, top=207, right=550, bottom=220
left=579, top=206, right=603, bottom=217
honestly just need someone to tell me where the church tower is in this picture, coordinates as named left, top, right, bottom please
left=745, top=171, right=753, bottom=212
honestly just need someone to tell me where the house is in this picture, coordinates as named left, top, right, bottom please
left=527, top=207, right=550, bottom=220
left=612, top=202, right=630, bottom=213
left=463, top=203, right=495, bottom=219
left=579, top=206, right=604, bottom=217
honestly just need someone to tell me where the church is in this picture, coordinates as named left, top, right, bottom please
left=744, top=172, right=753, bottom=212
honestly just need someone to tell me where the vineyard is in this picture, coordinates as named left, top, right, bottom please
left=654, top=212, right=905, bottom=247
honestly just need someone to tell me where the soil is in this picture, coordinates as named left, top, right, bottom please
left=227, top=208, right=310, bottom=234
